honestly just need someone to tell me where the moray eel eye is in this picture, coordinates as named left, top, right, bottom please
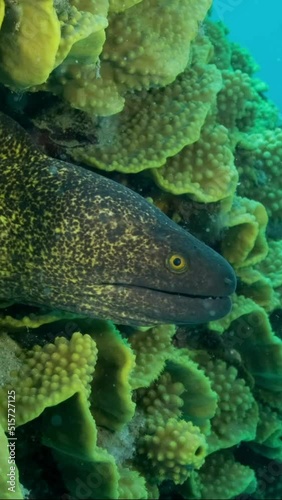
left=166, top=254, right=188, bottom=273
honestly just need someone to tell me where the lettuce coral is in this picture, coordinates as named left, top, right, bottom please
left=197, top=355, right=258, bottom=452
left=153, top=119, right=238, bottom=201
left=221, top=196, right=269, bottom=268
left=137, top=418, right=207, bottom=484
left=0, top=0, right=4, bottom=29
left=0, top=0, right=61, bottom=89
left=196, top=450, right=257, bottom=499
left=71, top=62, right=222, bottom=172
left=1, top=2, right=282, bottom=499
left=0, top=0, right=212, bottom=116
left=236, top=129, right=282, bottom=220
left=0, top=329, right=97, bottom=427
left=0, top=423, right=23, bottom=500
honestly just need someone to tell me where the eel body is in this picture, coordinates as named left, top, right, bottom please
left=0, top=112, right=236, bottom=326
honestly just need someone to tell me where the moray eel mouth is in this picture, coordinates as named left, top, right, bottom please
left=121, top=286, right=231, bottom=322
left=84, top=280, right=235, bottom=326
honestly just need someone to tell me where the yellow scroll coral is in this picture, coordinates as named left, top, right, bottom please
left=255, top=239, right=282, bottom=309
left=210, top=295, right=282, bottom=393
left=54, top=0, right=108, bottom=67
left=137, top=348, right=217, bottom=435
left=137, top=371, right=185, bottom=421
left=103, top=0, right=213, bottom=90
left=137, top=418, right=207, bottom=485
left=0, top=331, right=97, bottom=427
left=236, top=266, right=277, bottom=312
left=43, top=1, right=109, bottom=114
left=194, top=354, right=258, bottom=452
left=251, top=403, right=282, bottom=460
left=0, top=316, right=126, bottom=500
left=204, top=20, right=231, bottom=70
left=89, top=320, right=136, bottom=431
left=257, top=240, right=282, bottom=289
left=71, top=62, right=222, bottom=171
left=221, top=196, right=268, bottom=268
left=24, top=0, right=213, bottom=116
left=0, top=423, right=23, bottom=500
left=54, top=61, right=125, bottom=116
left=216, top=70, right=257, bottom=130
left=153, top=121, right=238, bottom=202
left=197, top=450, right=257, bottom=499
left=166, top=350, right=218, bottom=433
left=0, top=0, right=61, bottom=89
left=109, top=0, right=144, bottom=13
left=118, top=467, right=148, bottom=499
left=129, top=324, right=175, bottom=390
left=230, top=43, right=260, bottom=76
left=0, top=0, right=4, bottom=29
left=236, top=129, right=282, bottom=219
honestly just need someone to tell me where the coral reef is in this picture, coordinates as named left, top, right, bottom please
left=0, top=1, right=282, bottom=499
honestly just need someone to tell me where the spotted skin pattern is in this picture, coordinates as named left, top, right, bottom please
left=0, top=112, right=236, bottom=325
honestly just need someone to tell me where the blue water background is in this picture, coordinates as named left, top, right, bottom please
left=212, top=0, right=282, bottom=114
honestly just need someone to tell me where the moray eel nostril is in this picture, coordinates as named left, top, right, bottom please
left=0, top=112, right=236, bottom=326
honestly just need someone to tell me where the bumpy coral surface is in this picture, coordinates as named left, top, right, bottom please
left=0, top=0, right=61, bottom=89
left=0, top=1, right=282, bottom=499
left=137, top=418, right=207, bottom=484
left=236, top=129, right=282, bottom=220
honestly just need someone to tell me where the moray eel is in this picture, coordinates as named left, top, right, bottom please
left=0, top=112, right=236, bottom=326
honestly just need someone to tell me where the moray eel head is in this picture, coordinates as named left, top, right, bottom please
left=89, top=214, right=237, bottom=325
left=0, top=113, right=236, bottom=326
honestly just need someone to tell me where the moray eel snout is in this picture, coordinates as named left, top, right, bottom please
left=0, top=113, right=236, bottom=325
left=94, top=219, right=236, bottom=325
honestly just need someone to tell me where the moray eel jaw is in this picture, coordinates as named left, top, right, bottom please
left=76, top=284, right=233, bottom=326
left=20, top=282, right=233, bottom=327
